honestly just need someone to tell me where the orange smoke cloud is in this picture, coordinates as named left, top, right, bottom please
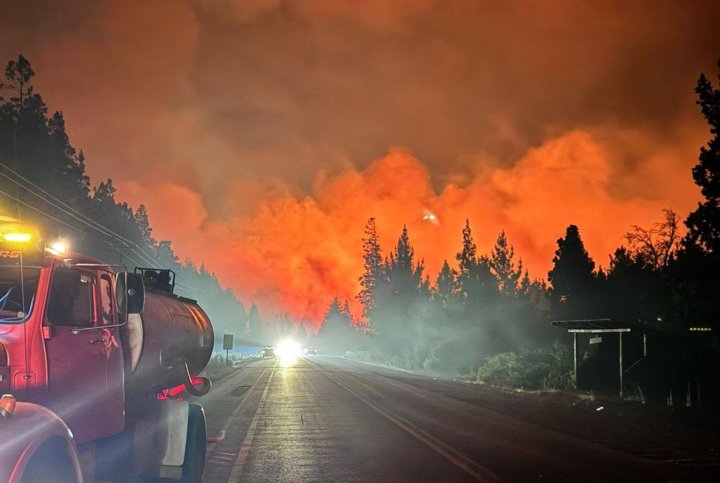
left=118, top=129, right=701, bottom=328
left=0, top=1, right=715, bottom=332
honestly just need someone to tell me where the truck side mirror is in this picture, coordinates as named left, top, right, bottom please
left=116, top=272, right=145, bottom=315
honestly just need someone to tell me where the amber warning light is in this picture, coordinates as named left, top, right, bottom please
left=0, top=217, right=51, bottom=263
left=0, top=216, right=39, bottom=246
left=2, top=232, right=31, bottom=243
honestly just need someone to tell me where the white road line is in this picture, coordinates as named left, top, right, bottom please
left=206, top=365, right=270, bottom=455
left=313, top=359, right=500, bottom=483
left=226, top=367, right=275, bottom=482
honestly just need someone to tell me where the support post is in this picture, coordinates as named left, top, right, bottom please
left=573, top=332, right=578, bottom=389
left=619, top=332, right=623, bottom=398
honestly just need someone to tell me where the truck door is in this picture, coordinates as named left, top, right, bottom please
left=44, top=267, right=124, bottom=444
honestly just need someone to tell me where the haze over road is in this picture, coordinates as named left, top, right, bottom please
left=197, top=357, right=695, bottom=482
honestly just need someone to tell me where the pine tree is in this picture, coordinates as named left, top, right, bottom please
left=518, top=270, right=531, bottom=297
left=155, top=240, right=179, bottom=267
left=685, top=60, right=720, bottom=255
left=316, top=298, right=356, bottom=355
left=357, top=217, right=383, bottom=320
left=548, top=225, right=597, bottom=318
left=47, top=111, right=90, bottom=204
left=455, top=220, right=497, bottom=306
left=386, top=225, right=425, bottom=297
left=134, top=204, right=154, bottom=246
left=490, top=230, right=522, bottom=297
left=456, top=219, right=478, bottom=287
left=456, top=219, right=477, bottom=302
left=368, top=225, right=429, bottom=340
left=434, top=259, right=459, bottom=308
left=0, top=56, right=89, bottom=221
left=246, top=304, right=264, bottom=343
left=665, top=60, right=720, bottom=332
left=0, top=55, right=34, bottom=107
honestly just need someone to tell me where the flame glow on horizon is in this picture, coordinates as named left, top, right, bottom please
left=119, top=128, right=702, bottom=328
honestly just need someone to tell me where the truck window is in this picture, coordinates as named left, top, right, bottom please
left=100, top=274, right=114, bottom=325
left=0, top=266, right=40, bottom=323
left=47, top=268, right=94, bottom=327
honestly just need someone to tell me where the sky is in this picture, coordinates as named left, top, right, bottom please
left=2, top=0, right=720, bottom=326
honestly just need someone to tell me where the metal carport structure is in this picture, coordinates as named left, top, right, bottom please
left=551, top=319, right=648, bottom=397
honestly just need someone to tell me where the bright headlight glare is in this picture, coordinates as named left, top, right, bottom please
left=275, top=339, right=301, bottom=363
left=47, top=240, right=67, bottom=255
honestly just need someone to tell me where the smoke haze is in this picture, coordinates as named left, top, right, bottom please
left=1, top=0, right=718, bottom=325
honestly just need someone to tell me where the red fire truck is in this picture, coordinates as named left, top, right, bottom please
left=0, top=216, right=214, bottom=482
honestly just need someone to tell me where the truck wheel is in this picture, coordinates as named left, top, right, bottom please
left=181, top=403, right=207, bottom=483
left=20, top=438, right=80, bottom=483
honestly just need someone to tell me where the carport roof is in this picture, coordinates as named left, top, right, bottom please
left=551, top=319, right=637, bottom=333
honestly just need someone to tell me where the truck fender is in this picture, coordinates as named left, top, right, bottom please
left=0, top=401, right=82, bottom=483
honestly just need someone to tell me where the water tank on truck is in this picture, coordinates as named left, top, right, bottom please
left=123, top=268, right=214, bottom=397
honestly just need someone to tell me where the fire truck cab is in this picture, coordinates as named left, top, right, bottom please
left=0, top=216, right=213, bottom=482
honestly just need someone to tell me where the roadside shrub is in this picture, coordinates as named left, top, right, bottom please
left=476, top=352, right=523, bottom=387
left=476, top=342, right=573, bottom=390
left=540, top=341, right=574, bottom=390
left=423, top=334, right=484, bottom=376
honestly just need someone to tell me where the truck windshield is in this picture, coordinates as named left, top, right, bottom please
left=0, top=266, right=41, bottom=323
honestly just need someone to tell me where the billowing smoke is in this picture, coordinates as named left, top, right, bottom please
left=118, top=128, right=700, bottom=327
left=1, top=0, right=716, bottom=326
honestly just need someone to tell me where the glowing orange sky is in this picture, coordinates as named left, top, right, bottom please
left=1, top=0, right=719, bottom=326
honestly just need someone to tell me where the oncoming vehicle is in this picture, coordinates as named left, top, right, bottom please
left=262, top=346, right=275, bottom=358
left=0, top=216, right=214, bottom=482
left=303, top=346, right=318, bottom=356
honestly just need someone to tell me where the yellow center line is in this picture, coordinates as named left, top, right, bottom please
left=311, top=358, right=501, bottom=483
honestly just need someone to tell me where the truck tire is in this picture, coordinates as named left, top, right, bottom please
left=20, top=438, right=80, bottom=483
left=180, top=403, right=207, bottom=483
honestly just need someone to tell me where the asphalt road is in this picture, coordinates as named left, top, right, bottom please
left=197, top=356, right=701, bottom=482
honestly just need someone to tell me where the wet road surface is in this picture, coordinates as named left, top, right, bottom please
left=198, top=357, right=698, bottom=482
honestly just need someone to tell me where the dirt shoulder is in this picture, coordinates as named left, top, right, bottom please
left=354, top=360, right=720, bottom=475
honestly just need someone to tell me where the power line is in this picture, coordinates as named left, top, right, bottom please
left=0, top=163, right=155, bottom=259
left=0, top=170, right=153, bottom=266
left=0, top=187, right=131, bottom=255
left=0, top=161, right=164, bottom=266
left=123, top=253, right=145, bottom=271
left=0, top=181, right=188, bottom=282
left=0, top=188, right=83, bottom=233
left=0, top=163, right=196, bottom=290
left=0, top=167, right=132, bottom=245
